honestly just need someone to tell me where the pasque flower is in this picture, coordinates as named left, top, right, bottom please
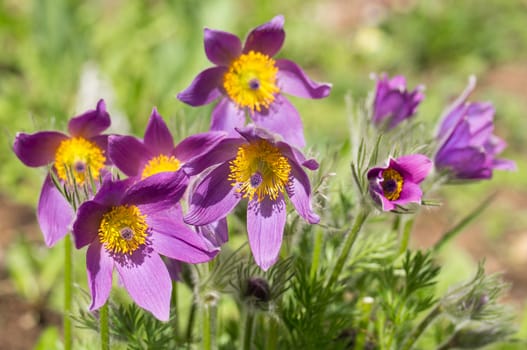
left=372, top=74, right=424, bottom=130
left=72, top=173, right=218, bottom=321
left=177, top=15, right=331, bottom=148
left=368, top=154, right=432, bottom=211
left=183, top=127, right=320, bottom=270
left=13, top=100, right=110, bottom=246
left=435, top=77, right=516, bottom=180
left=108, top=108, right=224, bottom=180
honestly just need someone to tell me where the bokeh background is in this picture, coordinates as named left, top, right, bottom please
left=0, top=0, right=526, bottom=348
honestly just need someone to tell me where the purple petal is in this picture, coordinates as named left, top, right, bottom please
left=367, top=166, right=384, bottom=181
left=92, top=176, right=131, bottom=206
left=287, top=163, right=320, bottom=224
left=183, top=137, right=243, bottom=176
left=195, top=218, right=229, bottom=248
left=390, top=154, right=432, bottom=184
left=276, top=59, right=332, bottom=99
left=108, top=135, right=152, bottom=177
left=144, top=108, right=174, bottom=155
left=68, top=99, right=111, bottom=138
left=276, top=140, right=319, bottom=171
left=210, top=98, right=247, bottom=134
left=86, top=242, right=114, bottom=311
left=243, top=15, right=285, bottom=57
left=122, top=171, right=188, bottom=207
left=148, top=207, right=218, bottom=263
left=437, top=76, right=477, bottom=138
left=173, top=131, right=226, bottom=163
left=177, top=67, right=226, bottom=106
left=13, top=131, right=68, bottom=167
left=116, top=252, right=172, bottom=321
left=37, top=176, right=74, bottom=247
left=72, top=201, right=108, bottom=249
left=204, top=28, right=242, bottom=66
left=251, top=95, right=305, bottom=148
left=393, top=181, right=423, bottom=206
left=185, top=163, right=240, bottom=225
left=246, top=195, right=286, bottom=271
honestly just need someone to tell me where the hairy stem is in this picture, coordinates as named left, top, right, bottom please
left=401, top=305, right=442, bottom=350
left=99, top=302, right=110, bottom=350
left=202, top=303, right=217, bottom=350
left=327, top=209, right=369, bottom=289
left=64, top=235, right=73, bottom=350
left=241, top=310, right=255, bottom=350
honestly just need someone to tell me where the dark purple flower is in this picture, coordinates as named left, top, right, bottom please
left=435, top=77, right=516, bottom=180
left=368, top=154, right=432, bottom=211
left=108, top=108, right=225, bottom=181
left=72, top=173, right=218, bottom=321
left=183, top=127, right=319, bottom=270
left=177, top=15, right=331, bottom=148
left=372, top=74, right=424, bottom=130
left=12, top=100, right=111, bottom=246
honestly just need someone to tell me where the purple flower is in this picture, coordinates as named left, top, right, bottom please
left=368, top=154, right=432, bottom=211
left=109, top=108, right=225, bottom=181
left=72, top=173, right=218, bottom=321
left=177, top=15, right=331, bottom=148
left=435, top=77, right=516, bottom=180
left=183, top=127, right=320, bottom=270
left=372, top=74, right=424, bottom=130
left=12, top=100, right=111, bottom=246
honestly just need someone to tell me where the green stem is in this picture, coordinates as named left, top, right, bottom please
left=172, top=282, right=180, bottom=342
left=202, top=303, right=217, bottom=350
left=326, top=209, right=369, bottom=289
left=99, top=302, right=110, bottom=350
left=398, top=218, right=414, bottom=256
left=400, top=305, right=442, bottom=350
left=265, top=317, right=278, bottom=350
left=64, top=234, right=73, bottom=350
left=309, top=228, right=324, bottom=282
left=186, top=301, right=197, bottom=344
left=241, top=310, right=255, bottom=350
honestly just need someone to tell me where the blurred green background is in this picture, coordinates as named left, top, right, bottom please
left=0, top=0, right=526, bottom=348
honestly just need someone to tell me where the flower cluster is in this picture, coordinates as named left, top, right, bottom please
left=12, top=16, right=516, bottom=329
left=13, top=15, right=329, bottom=320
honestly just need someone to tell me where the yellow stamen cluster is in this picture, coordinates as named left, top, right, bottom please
left=141, top=154, right=181, bottom=179
left=382, top=168, right=404, bottom=200
left=98, top=205, right=148, bottom=255
left=223, top=51, right=280, bottom=112
left=228, top=140, right=291, bottom=201
left=54, top=137, right=106, bottom=185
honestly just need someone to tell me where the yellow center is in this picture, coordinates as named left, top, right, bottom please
left=228, top=140, right=291, bottom=201
left=141, top=154, right=181, bottom=179
left=54, top=137, right=106, bottom=185
left=382, top=168, right=404, bottom=201
left=98, top=205, right=148, bottom=255
left=223, top=51, right=280, bottom=112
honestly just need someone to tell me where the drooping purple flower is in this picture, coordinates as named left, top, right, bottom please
left=367, top=154, right=432, bottom=211
left=72, top=173, right=218, bottom=321
left=177, top=15, right=332, bottom=148
left=12, top=100, right=111, bottom=246
left=372, top=74, right=424, bottom=130
left=108, top=108, right=225, bottom=181
left=434, top=76, right=516, bottom=180
left=183, top=126, right=320, bottom=270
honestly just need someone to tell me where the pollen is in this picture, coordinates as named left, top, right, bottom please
left=54, top=137, right=106, bottom=185
left=381, top=168, right=404, bottom=201
left=141, top=154, right=181, bottom=179
left=98, top=205, right=148, bottom=255
left=228, top=140, right=291, bottom=201
left=223, top=51, right=280, bottom=112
